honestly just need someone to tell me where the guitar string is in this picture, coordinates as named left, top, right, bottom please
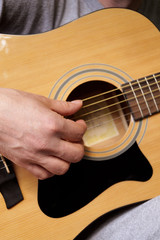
left=73, top=85, right=160, bottom=120
left=77, top=96, right=159, bottom=130
left=0, top=75, right=160, bottom=171
left=0, top=105, right=159, bottom=172
left=86, top=112, right=131, bottom=130
left=0, top=166, right=10, bottom=170
left=85, top=105, right=130, bottom=124
left=86, top=101, right=158, bottom=130
left=0, top=106, right=145, bottom=172
left=82, top=97, right=159, bottom=129
left=0, top=111, right=144, bottom=172
left=73, top=75, right=160, bottom=119
left=0, top=154, right=10, bottom=173
left=0, top=163, right=12, bottom=172
left=0, top=111, right=149, bottom=173
left=0, top=165, right=11, bottom=172
left=82, top=73, right=160, bottom=103
left=82, top=79, right=160, bottom=110
left=0, top=104, right=158, bottom=173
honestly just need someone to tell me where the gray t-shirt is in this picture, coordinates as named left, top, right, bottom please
left=0, top=1, right=160, bottom=240
left=0, top=0, right=102, bottom=34
left=0, top=0, right=159, bottom=35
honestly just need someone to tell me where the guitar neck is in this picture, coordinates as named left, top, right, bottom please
left=122, top=72, right=160, bottom=121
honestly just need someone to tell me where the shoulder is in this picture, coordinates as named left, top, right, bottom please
left=0, top=0, right=57, bottom=34
left=0, top=0, right=103, bottom=35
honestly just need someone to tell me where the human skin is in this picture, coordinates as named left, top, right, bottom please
left=98, top=0, right=143, bottom=10
left=0, top=0, right=142, bottom=180
left=0, top=88, right=86, bottom=179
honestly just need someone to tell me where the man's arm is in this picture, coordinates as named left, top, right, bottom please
left=0, top=88, right=86, bottom=179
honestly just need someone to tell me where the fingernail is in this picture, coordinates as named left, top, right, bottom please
left=71, top=100, right=82, bottom=105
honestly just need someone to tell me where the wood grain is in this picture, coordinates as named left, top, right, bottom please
left=0, top=8, right=160, bottom=240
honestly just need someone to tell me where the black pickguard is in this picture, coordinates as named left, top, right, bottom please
left=38, top=142, right=152, bottom=218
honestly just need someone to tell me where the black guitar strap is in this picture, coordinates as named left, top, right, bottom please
left=0, top=156, right=23, bottom=209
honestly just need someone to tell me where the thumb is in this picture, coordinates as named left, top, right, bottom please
left=50, top=99, right=83, bottom=116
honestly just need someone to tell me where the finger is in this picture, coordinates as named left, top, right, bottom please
left=39, top=157, right=70, bottom=176
left=26, top=163, right=54, bottom=180
left=53, top=139, right=85, bottom=163
left=60, top=118, right=87, bottom=142
left=50, top=99, right=83, bottom=116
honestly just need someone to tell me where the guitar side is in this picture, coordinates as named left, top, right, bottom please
left=0, top=8, right=160, bottom=240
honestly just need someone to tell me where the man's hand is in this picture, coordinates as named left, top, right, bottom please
left=0, top=88, right=87, bottom=179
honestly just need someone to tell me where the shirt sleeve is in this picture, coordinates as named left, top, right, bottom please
left=0, top=0, right=103, bottom=35
left=0, top=0, right=57, bottom=35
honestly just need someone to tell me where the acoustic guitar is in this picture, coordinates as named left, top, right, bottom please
left=0, top=8, right=160, bottom=240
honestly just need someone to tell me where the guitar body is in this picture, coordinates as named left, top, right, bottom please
left=0, top=8, right=160, bottom=240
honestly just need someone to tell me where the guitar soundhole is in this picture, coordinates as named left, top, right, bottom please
left=67, top=81, right=130, bottom=147
left=38, top=81, right=152, bottom=219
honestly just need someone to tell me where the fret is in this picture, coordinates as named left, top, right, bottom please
left=139, top=75, right=159, bottom=115
left=131, top=79, right=150, bottom=118
left=128, top=82, right=143, bottom=118
left=153, top=74, right=160, bottom=92
left=122, top=72, right=160, bottom=121
left=145, top=76, right=159, bottom=112
left=122, top=81, right=144, bottom=120
left=136, top=78, right=151, bottom=116
left=146, top=73, right=160, bottom=110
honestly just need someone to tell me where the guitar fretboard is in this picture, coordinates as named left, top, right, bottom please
left=122, top=73, right=160, bottom=121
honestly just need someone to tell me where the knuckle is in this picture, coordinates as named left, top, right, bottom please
left=45, top=114, right=63, bottom=134
left=37, top=173, right=46, bottom=180
left=37, top=171, right=53, bottom=180
left=14, top=158, right=26, bottom=168
left=34, top=138, right=48, bottom=152
left=26, top=164, right=53, bottom=180
left=78, top=131, right=85, bottom=141
left=24, top=134, right=47, bottom=153
left=75, top=124, right=87, bottom=141
left=77, top=120, right=87, bottom=132
left=61, top=101, right=71, bottom=114
left=56, top=162, right=70, bottom=175
left=38, top=174, right=48, bottom=180
left=72, top=145, right=84, bottom=163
